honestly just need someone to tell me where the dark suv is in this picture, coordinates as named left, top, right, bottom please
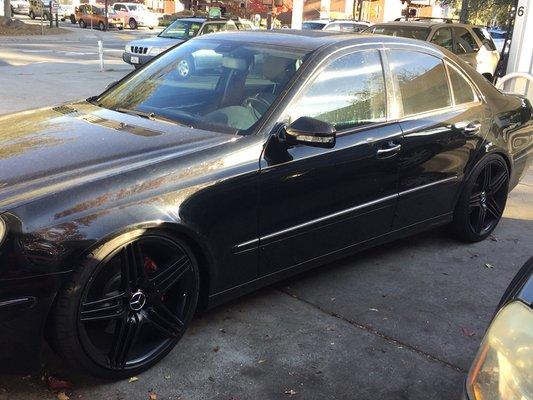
left=364, top=19, right=500, bottom=80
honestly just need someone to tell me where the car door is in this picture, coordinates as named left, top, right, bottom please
left=386, top=48, right=491, bottom=228
left=452, top=26, right=480, bottom=70
left=258, top=49, right=402, bottom=277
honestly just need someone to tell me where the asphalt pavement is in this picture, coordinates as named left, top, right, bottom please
left=0, top=23, right=532, bottom=400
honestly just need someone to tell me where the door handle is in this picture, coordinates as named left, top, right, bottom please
left=376, top=142, right=402, bottom=159
left=456, top=121, right=481, bottom=136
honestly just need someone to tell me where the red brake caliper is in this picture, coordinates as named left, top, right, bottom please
left=144, top=256, right=165, bottom=300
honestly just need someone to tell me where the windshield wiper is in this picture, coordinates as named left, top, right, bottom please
left=115, top=108, right=191, bottom=127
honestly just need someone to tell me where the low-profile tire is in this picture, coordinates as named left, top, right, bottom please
left=48, top=229, right=200, bottom=378
left=129, top=18, right=138, bottom=29
left=451, top=154, right=509, bottom=242
left=79, top=19, right=86, bottom=28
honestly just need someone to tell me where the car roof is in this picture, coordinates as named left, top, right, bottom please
left=194, top=29, right=444, bottom=52
left=372, top=20, right=475, bottom=29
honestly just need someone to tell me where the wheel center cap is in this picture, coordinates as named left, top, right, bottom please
left=129, top=291, right=146, bottom=311
left=480, top=191, right=487, bottom=204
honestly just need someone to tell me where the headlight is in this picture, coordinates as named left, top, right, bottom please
left=148, top=47, right=166, bottom=56
left=0, top=217, right=6, bottom=247
left=466, top=301, right=533, bottom=400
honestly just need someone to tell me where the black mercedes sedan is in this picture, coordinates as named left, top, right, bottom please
left=0, top=30, right=531, bottom=378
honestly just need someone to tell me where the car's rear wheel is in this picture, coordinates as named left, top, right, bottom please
left=29, top=10, right=35, bottom=19
left=79, top=19, right=86, bottom=28
left=129, top=18, right=137, bottom=29
left=49, top=230, right=200, bottom=378
left=98, top=21, right=105, bottom=31
left=70, top=14, right=76, bottom=24
left=451, top=154, right=509, bottom=242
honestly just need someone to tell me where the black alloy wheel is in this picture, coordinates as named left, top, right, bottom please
left=50, top=231, right=200, bottom=378
left=129, top=18, right=137, bottom=29
left=452, top=154, right=509, bottom=242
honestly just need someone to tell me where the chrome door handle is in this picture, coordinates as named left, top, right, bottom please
left=376, top=143, right=402, bottom=158
left=463, top=122, right=482, bottom=135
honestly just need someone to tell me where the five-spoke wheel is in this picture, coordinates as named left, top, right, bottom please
left=49, top=230, right=200, bottom=378
left=452, top=154, right=509, bottom=242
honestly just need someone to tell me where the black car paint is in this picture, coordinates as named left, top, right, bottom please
left=0, top=31, right=532, bottom=371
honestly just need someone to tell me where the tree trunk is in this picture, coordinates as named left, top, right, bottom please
left=3, top=0, right=12, bottom=17
left=459, top=0, right=469, bottom=23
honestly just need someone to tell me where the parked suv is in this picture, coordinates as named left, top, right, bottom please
left=364, top=19, right=499, bottom=80
left=28, top=0, right=51, bottom=20
left=11, top=0, right=30, bottom=15
left=113, top=2, right=159, bottom=30
left=75, top=5, right=124, bottom=30
left=302, top=19, right=370, bottom=32
left=123, top=17, right=253, bottom=69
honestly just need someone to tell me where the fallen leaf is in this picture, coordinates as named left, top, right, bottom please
left=57, top=392, right=70, bottom=400
left=461, top=327, right=475, bottom=337
left=369, top=308, right=379, bottom=312
left=489, top=235, right=498, bottom=242
left=285, top=389, right=297, bottom=396
left=149, top=393, right=157, bottom=400
left=128, top=377, right=139, bottom=383
left=213, top=346, right=220, bottom=352
left=258, top=359, right=266, bottom=364
left=47, top=376, right=73, bottom=390
left=164, top=375, right=171, bottom=380
left=485, top=263, right=495, bottom=269
left=219, top=328, right=226, bottom=333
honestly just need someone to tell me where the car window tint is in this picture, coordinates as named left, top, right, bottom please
left=324, top=23, right=340, bottom=31
left=287, top=50, right=386, bottom=131
left=390, top=50, right=451, bottom=116
left=430, top=28, right=453, bottom=51
left=368, top=25, right=430, bottom=40
left=472, top=27, right=497, bottom=51
left=447, top=65, right=476, bottom=104
left=454, top=27, right=479, bottom=54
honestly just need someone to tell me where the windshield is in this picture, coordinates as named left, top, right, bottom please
left=159, top=20, right=202, bottom=39
left=127, top=4, right=145, bottom=11
left=302, top=22, right=327, bottom=30
left=367, top=25, right=430, bottom=41
left=97, top=39, right=308, bottom=134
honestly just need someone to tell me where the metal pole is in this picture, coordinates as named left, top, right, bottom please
left=98, top=40, right=104, bottom=71
left=104, top=0, right=108, bottom=30
left=49, top=1, right=52, bottom=28
left=41, top=3, right=43, bottom=34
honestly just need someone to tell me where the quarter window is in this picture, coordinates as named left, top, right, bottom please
left=389, top=50, right=451, bottom=116
left=430, top=28, right=453, bottom=52
left=454, top=27, right=479, bottom=54
left=286, top=50, right=386, bottom=131
left=447, top=64, right=476, bottom=104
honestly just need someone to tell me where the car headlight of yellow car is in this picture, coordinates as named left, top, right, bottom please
left=466, top=300, right=533, bottom=400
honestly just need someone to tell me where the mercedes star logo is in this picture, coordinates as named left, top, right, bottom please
left=129, top=291, right=146, bottom=311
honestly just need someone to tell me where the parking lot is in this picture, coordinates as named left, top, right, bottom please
left=0, top=22, right=532, bottom=400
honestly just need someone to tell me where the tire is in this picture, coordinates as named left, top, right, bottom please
left=29, top=10, right=35, bottom=19
left=129, top=18, right=137, bottom=29
left=451, top=154, right=509, bottom=242
left=98, top=21, right=105, bottom=31
left=70, top=14, right=76, bottom=24
left=48, top=229, right=200, bottom=378
left=79, top=19, right=86, bottom=29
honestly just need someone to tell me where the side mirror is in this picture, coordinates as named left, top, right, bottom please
left=284, top=116, right=336, bottom=148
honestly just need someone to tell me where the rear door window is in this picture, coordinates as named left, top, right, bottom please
left=430, top=28, right=453, bottom=52
left=389, top=50, right=451, bottom=116
left=453, top=27, right=479, bottom=54
left=447, top=64, right=477, bottom=105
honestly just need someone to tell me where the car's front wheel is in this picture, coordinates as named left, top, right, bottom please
left=451, top=154, right=509, bottom=242
left=129, top=18, right=137, bottom=29
left=49, top=230, right=200, bottom=378
left=79, top=19, right=86, bottom=28
left=98, top=21, right=105, bottom=31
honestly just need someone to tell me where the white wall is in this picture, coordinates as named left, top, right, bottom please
left=382, top=0, right=402, bottom=22
left=505, top=0, right=533, bottom=102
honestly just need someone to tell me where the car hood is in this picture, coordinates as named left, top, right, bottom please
left=0, top=101, right=232, bottom=212
left=128, top=36, right=182, bottom=48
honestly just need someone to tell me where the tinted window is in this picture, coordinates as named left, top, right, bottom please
left=159, top=20, right=202, bottom=39
left=454, top=27, right=479, bottom=54
left=473, top=27, right=497, bottom=51
left=430, top=28, right=453, bottom=51
left=447, top=65, right=476, bottom=104
left=302, top=21, right=327, bottom=30
left=390, top=51, right=451, bottom=115
left=368, top=24, right=430, bottom=40
left=287, top=50, right=386, bottom=131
